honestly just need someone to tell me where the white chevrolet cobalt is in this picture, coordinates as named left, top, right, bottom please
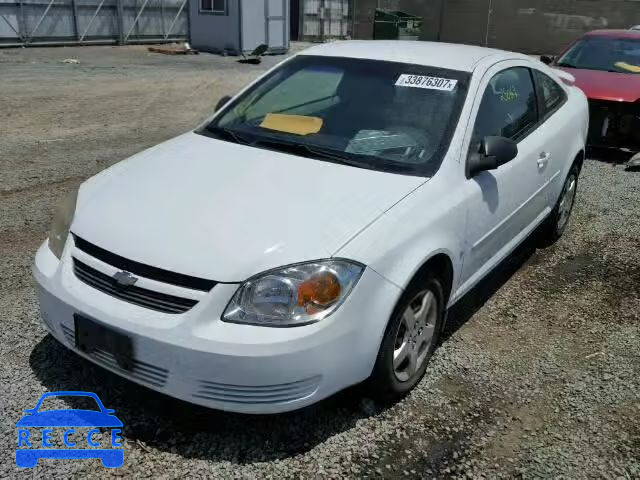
left=34, top=41, right=588, bottom=413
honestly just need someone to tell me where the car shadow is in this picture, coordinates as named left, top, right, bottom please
left=586, top=146, right=634, bottom=164
left=29, top=235, right=541, bottom=464
left=442, top=234, right=539, bottom=342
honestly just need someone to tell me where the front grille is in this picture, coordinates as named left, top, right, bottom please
left=193, top=376, right=321, bottom=405
left=90, top=348, right=169, bottom=387
left=73, top=259, right=198, bottom=314
left=588, top=100, right=640, bottom=149
left=73, top=235, right=216, bottom=292
left=61, top=323, right=75, bottom=344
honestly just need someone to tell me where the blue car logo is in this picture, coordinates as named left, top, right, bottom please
left=15, top=391, right=124, bottom=468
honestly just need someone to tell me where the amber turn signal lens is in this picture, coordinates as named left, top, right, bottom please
left=297, top=272, right=341, bottom=312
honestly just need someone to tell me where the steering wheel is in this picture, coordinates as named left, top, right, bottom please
left=381, top=126, right=435, bottom=163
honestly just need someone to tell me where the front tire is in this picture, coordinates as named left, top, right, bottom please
left=539, top=163, right=579, bottom=245
left=369, top=273, right=445, bottom=398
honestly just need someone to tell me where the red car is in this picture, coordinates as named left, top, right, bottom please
left=542, top=30, right=640, bottom=163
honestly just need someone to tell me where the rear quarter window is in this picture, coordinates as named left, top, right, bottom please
left=533, top=70, right=567, bottom=120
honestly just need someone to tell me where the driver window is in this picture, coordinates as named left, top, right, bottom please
left=469, top=67, right=538, bottom=154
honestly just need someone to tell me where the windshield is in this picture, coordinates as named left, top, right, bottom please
left=557, top=36, right=640, bottom=74
left=202, top=55, right=470, bottom=176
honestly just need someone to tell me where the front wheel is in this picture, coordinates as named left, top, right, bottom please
left=369, top=273, right=445, bottom=398
left=538, top=163, right=579, bottom=246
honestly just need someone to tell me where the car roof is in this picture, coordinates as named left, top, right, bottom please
left=582, top=29, right=640, bottom=39
left=298, top=40, right=528, bottom=72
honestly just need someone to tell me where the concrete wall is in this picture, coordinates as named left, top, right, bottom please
left=353, top=0, right=640, bottom=54
left=189, top=0, right=240, bottom=53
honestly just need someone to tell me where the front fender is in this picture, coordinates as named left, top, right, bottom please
left=337, top=177, right=466, bottom=307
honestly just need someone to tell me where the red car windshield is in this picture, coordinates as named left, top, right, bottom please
left=557, top=36, right=640, bottom=74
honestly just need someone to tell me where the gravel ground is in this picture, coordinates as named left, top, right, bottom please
left=1, top=45, right=639, bottom=479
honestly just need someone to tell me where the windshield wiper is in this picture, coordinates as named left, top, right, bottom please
left=205, top=126, right=253, bottom=145
left=556, top=61, right=576, bottom=68
left=254, top=138, right=365, bottom=165
left=253, top=138, right=414, bottom=173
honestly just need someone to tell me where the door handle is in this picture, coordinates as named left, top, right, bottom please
left=537, top=152, right=550, bottom=169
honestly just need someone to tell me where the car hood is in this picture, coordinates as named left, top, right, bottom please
left=16, top=410, right=123, bottom=427
left=555, top=67, right=640, bottom=102
left=73, top=133, right=425, bottom=282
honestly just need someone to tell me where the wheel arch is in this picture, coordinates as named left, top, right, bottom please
left=366, top=250, right=457, bottom=391
left=413, top=253, right=454, bottom=302
left=399, top=250, right=456, bottom=306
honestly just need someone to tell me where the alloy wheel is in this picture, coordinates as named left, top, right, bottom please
left=392, top=289, right=438, bottom=382
left=557, top=173, right=577, bottom=232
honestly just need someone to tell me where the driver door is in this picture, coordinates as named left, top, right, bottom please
left=458, top=63, right=550, bottom=293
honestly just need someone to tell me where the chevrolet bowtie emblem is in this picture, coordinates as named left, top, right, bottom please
left=112, top=271, right=138, bottom=288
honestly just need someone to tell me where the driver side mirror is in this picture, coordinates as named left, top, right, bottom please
left=540, top=55, right=556, bottom=65
left=215, top=95, right=232, bottom=112
left=468, top=136, right=518, bottom=177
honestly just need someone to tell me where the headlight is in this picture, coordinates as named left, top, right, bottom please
left=48, top=186, right=79, bottom=259
left=222, top=260, right=364, bottom=327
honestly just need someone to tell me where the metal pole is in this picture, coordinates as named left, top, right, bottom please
left=71, top=0, right=80, bottom=40
left=264, top=0, right=269, bottom=49
left=298, top=0, right=304, bottom=41
left=160, top=0, right=165, bottom=38
left=28, top=0, right=55, bottom=42
left=350, top=0, right=355, bottom=39
left=80, top=0, right=106, bottom=42
left=485, top=0, right=493, bottom=47
left=116, top=0, right=125, bottom=45
left=19, top=0, right=26, bottom=46
left=124, top=0, right=149, bottom=42
left=164, top=0, right=186, bottom=39
left=320, top=0, right=325, bottom=42
left=437, top=0, right=446, bottom=42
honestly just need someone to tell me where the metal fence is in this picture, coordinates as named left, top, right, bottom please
left=0, top=0, right=188, bottom=47
left=300, top=0, right=351, bottom=41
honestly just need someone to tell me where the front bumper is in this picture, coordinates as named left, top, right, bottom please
left=587, top=99, right=640, bottom=152
left=33, top=241, right=401, bottom=414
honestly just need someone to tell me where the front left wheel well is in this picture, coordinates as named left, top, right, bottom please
left=407, top=253, right=454, bottom=304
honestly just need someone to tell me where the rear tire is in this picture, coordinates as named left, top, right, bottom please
left=538, top=163, right=579, bottom=246
left=369, top=272, right=445, bottom=399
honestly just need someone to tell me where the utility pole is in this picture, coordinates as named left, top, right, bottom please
left=437, top=0, right=446, bottom=41
left=485, top=0, right=493, bottom=47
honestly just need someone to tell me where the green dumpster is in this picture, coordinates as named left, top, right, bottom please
left=373, top=9, right=422, bottom=41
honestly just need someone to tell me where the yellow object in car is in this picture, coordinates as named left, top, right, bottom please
left=260, top=114, right=324, bottom=136
left=614, top=61, right=640, bottom=73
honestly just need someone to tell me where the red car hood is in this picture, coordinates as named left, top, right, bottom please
left=555, top=67, right=640, bottom=102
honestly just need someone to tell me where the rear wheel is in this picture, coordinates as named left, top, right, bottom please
left=369, top=273, right=445, bottom=398
left=539, top=163, right=579, bottom=245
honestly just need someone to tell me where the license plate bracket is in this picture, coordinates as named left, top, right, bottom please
left=74, top=314, right=134, bottom=371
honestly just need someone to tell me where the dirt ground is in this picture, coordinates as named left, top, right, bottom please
left=0, top=45, right=638, bottom=479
